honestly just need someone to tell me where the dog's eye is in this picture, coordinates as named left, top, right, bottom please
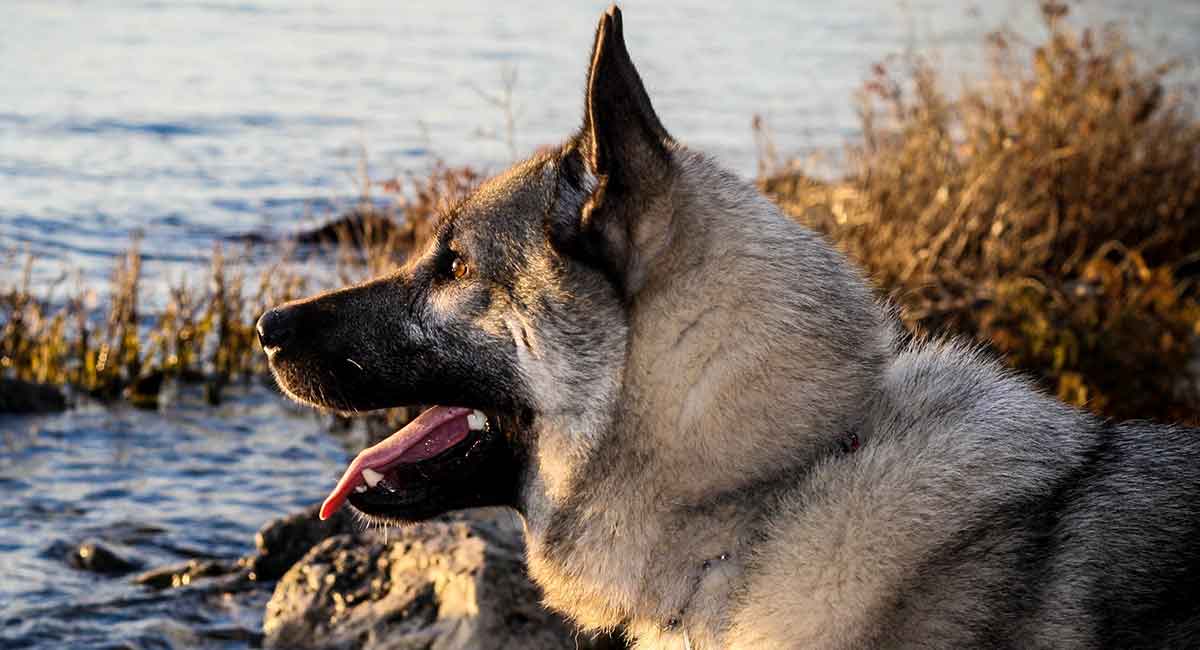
left=450, top=256, right=470, bottom=280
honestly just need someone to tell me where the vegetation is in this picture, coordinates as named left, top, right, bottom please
left=763, top=3, right=1200, bottom=423
left=4, top=5, right=1198, bottom=423
left=3, top=241, right=299, bottom=406
left=0, top=164, right=479, bottom=408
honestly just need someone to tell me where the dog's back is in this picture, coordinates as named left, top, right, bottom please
left=731, top=341, right=1200, bottom=648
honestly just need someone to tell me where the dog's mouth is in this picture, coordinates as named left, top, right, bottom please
left=320, top=406, right=508, bottom=521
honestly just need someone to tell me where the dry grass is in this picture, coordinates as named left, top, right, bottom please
left=1, top=243, right=306, bottom=406
left=764, top=4, right=1200, bottom=423
left=0, top=163, right=479, bottom=408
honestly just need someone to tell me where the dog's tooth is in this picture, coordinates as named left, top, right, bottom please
left=362, top=468, right=384, bottom=488
left=354, top=485, right=367, bottom=493
left=468, top=409, right=487, bottom=431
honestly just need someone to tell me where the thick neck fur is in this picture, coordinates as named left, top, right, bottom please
left=523, top=148, right=896, bottom=646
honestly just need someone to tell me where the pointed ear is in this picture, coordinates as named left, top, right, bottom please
left=548, top=6, right=674, bottom=295
left=581, top=5, right=672, bottom=195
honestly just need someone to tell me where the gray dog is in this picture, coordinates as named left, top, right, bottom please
left=258, top=6, right=1200, bottom=648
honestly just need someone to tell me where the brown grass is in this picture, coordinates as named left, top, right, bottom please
left=764, top=4, right=1200, bottom=423
left=0, top=163, right=479, bottom=408
left=2, top=243, right=303, bottom=405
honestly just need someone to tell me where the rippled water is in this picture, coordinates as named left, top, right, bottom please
left=0, top=385, right=350, bottom=648
left=5, top=1, right=1197, bottom=295
left=1, top=1, right=1198, bottom=648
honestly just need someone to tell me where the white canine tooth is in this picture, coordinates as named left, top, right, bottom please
left=354, top=485, right=367, bottom=493
left=468, top=410, right=486, bottom=431
left=362, top=468, right=384, bottom=488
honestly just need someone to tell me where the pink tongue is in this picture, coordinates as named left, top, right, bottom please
left=319, top=406, right=472, bottom=520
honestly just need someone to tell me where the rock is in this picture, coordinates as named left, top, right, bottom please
left=248, top=504, right=359, bottom=582
left=262, top=509, right=595, bottom=650
left=231, top=206, right=412, bottom=251
left=129, top=504, right=353, bottom=592
left=294, top=207, right=406, bottom=248
left=64, top=539, right=143, bottom=574
left=0, top=378, right=67, bottom=414
left=124, top=370, right=165, bottom=409
left=133, top=558, right=240, bottom=589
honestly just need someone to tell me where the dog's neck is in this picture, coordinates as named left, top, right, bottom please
left=522, top=150, right=894, bottom=645
left=620, top=151, right=890, bottom=501
left=523, top=413, right=862, bottom=645
left=523, top=447, right=788, bottom=642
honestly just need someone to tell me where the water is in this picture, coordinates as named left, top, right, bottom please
left=1, top=385, right=350, bottom=648
left=4, top=1, right=1197, bottom=293
left=1, top=1, right=1198, bottom=648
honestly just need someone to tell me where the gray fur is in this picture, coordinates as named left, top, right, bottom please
left=261, top=6, right=1200, bottom=648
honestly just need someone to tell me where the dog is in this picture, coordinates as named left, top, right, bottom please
left=258, top=6, right=1200, bottom=648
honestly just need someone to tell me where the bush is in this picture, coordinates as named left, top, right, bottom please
left=764, top=4, right=1200, bottom=423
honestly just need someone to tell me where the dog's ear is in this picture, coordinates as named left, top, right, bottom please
left=552, top=5, right=674, bottom=292
left=580, top=5, right=672, bottom=188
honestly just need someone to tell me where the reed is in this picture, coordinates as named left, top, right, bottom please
left=0, top=164, right=479, bottom=408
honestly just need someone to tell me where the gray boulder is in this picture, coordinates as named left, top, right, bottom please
left=250, top=504, right=360, bottom=582
left=262, top=509, right=611, bottom=650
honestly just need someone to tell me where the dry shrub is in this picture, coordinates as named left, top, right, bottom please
left=766, top=5, right=1200, bottom=422
left=375, top=162, right=483, bottom=253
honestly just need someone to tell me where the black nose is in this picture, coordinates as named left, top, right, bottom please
left=257, top=307, right=296, bottom=351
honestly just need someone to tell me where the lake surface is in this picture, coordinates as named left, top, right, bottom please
left=1, top=385, right=351, bottom=648
left=4, top=0, right=1198, bottom=295
left=1, top=1, right=1198, bottom=648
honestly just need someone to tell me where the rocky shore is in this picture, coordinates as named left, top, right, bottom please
left=57, top=504, right=623, bottom=649
left=263, top=508, right=601, bottom=649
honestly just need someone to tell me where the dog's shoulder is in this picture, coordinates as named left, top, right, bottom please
left=726, top=338, right=1099, bottom=647
left=727, top=338, right=1200, bottom=647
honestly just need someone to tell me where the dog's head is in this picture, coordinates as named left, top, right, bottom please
left=260, top=6, right=673, bottom=523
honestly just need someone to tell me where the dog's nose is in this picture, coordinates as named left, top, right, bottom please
left=257, top=307, right=296, bottom=352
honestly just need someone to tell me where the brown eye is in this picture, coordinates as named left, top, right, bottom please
left=450, top=256, right=470, bottom=280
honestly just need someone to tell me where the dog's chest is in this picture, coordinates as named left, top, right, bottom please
left=523, top=491, right=659, bottom=632
left=524, top=484, right=751, bottom=647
